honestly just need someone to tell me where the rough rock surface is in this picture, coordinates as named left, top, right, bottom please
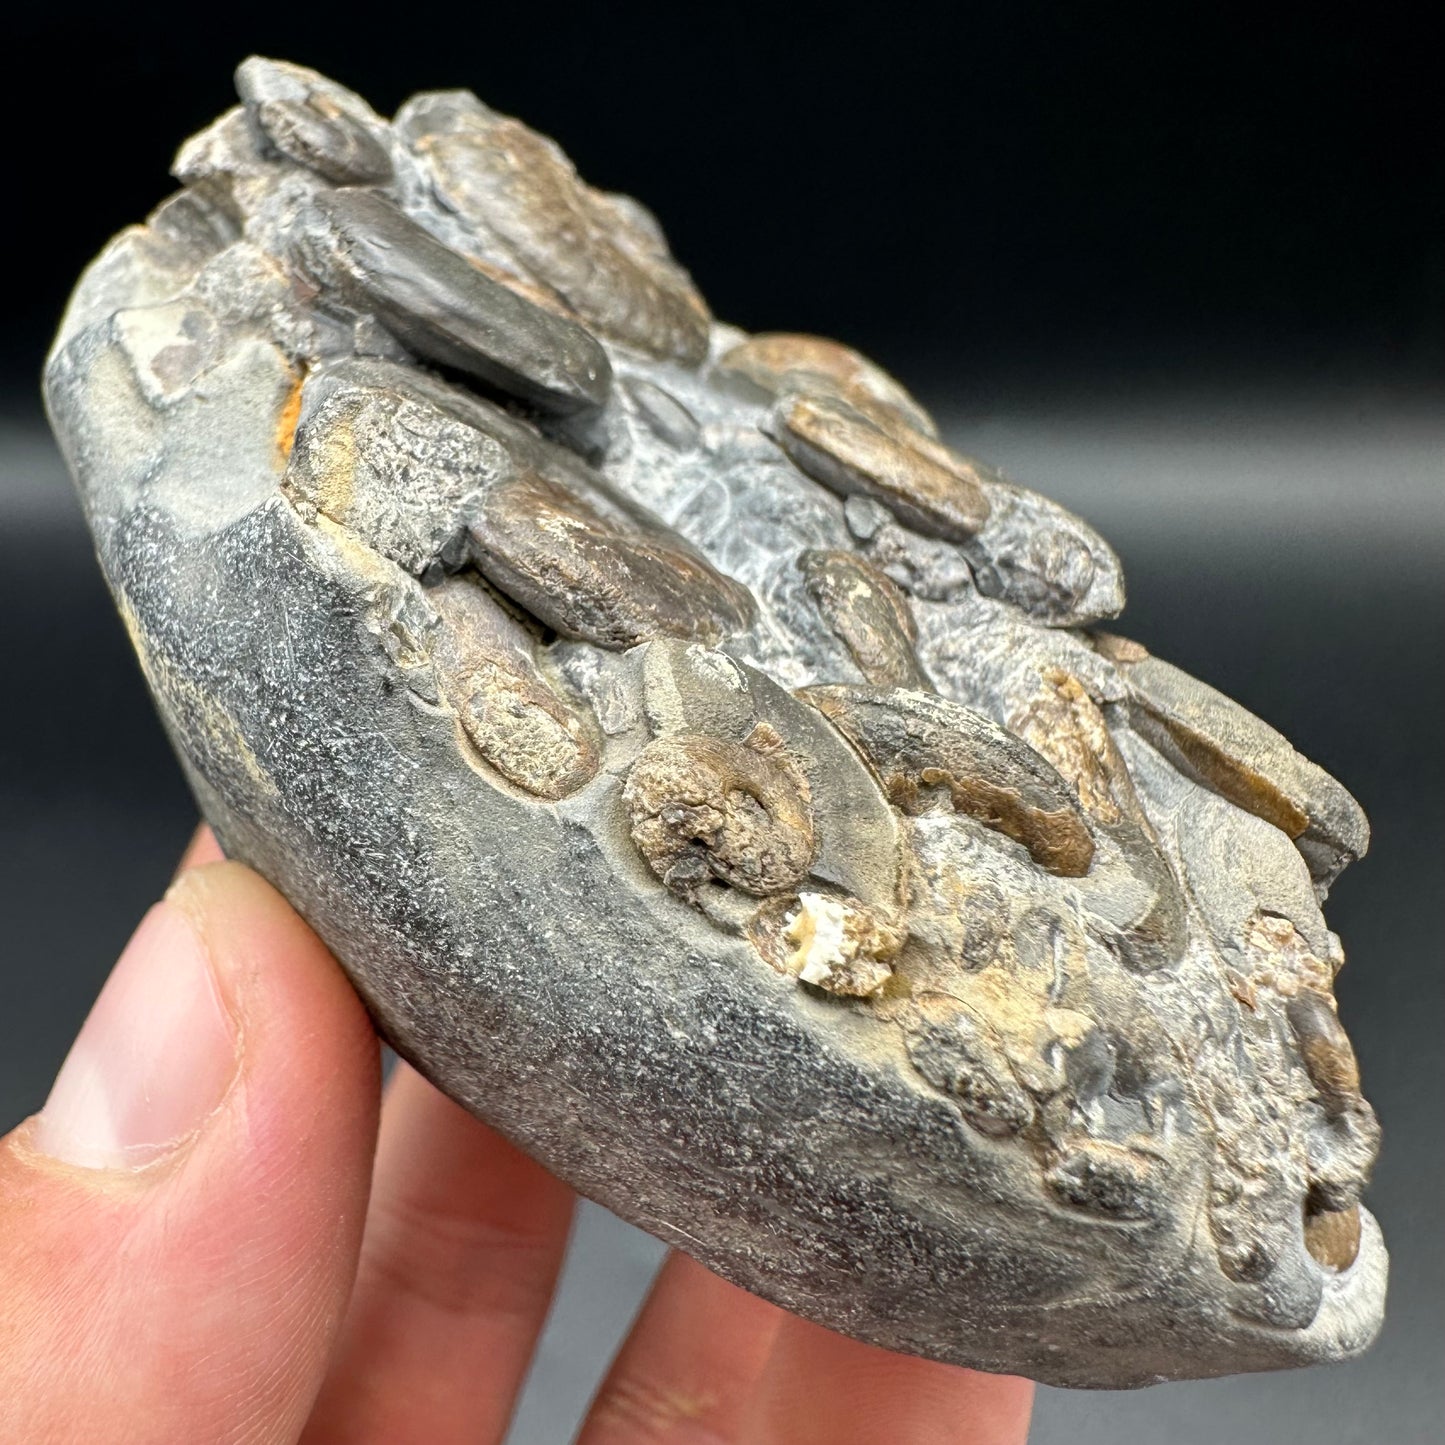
left=44, top=59, right=1386, bottom=1388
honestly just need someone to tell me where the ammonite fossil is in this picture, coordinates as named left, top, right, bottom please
left=44, top=58, right=1385, bottom=1388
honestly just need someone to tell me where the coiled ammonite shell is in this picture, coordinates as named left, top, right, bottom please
left=45, top=58, right=1385, bottom=1387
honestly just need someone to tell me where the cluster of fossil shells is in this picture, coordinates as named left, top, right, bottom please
left=44, top=58, right=1386, bottom=1386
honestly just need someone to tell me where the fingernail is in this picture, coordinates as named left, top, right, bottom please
left=35, top=901, right=239, bottom=1169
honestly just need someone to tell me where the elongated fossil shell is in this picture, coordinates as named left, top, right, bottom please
left=45, top=56, right=1385, bottom=1388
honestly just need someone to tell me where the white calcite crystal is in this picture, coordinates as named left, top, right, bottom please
left=788, top=892, right=898, bottom=997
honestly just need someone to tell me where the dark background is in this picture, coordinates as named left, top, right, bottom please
left=6, top=0, right=1442, bottom=397
left=3, top=4, right=1440, bottom=1442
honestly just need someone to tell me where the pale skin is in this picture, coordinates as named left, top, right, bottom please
left=0, top=828, right=1035, bottom=1444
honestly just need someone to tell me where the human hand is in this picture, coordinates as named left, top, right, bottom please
left=0, top=829, right=1034, bottom=1444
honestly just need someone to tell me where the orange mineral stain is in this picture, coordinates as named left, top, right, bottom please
left=274, top=371, right=305, bottom=462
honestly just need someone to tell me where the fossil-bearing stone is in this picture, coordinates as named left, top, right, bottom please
left=45, top=57, right=1386, bottom=1389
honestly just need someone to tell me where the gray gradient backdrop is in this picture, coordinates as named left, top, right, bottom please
left=2, top=372, right=1439, bottom=1442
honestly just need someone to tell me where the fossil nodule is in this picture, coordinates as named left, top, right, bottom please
left=44, top=58, right=1385, bottom=1388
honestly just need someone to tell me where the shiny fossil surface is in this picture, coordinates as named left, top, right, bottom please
left=44, top=58, right=1385, bottom=1388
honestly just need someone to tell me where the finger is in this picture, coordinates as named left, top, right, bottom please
left=579, top=1250, right=784, bottom=1445
left=0, top=861, right=381, bottom=1444
left=744, top=1315, right=1034, bottom=1445
left=176, top=823, right=225, bottom=873
left=302, top=1062, right=575, bottom=1445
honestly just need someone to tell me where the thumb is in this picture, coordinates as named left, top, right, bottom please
left=0, top=861, right=381, bottom=1444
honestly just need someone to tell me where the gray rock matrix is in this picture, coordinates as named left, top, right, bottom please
left=45, top=59, right=1385, bottom=1388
